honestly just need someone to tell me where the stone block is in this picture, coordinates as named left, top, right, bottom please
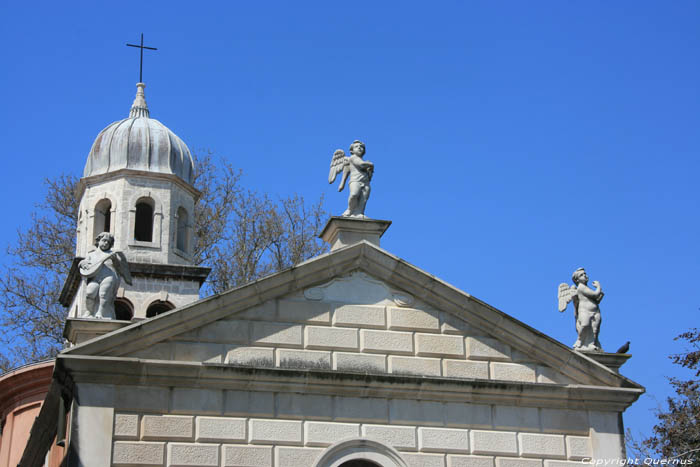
left=448, top=455, right=495, bottom=467
left=141, top=415, right=193, bottom=441
left=389, top=356, right=441, bottom=376
left=470, top=431, right=518, bottom=455
left=403, top=453, right=446, bottom=467
left=360, top=330, right=414, bottom=354
left=441, top=311, right=475, bottom=335
left=172, top=342, right=223, bottom=363
left=276, top=393, right=333, bottom=420
left=466, top=337, right=511, bottom=361
left=362, top=424, right=417, bottom=450
left=540, top=409, right=589, bottom=435
left=278, top=349, right=331, bottom=370
left=237, top=301, right=276, bottom=321
left=518, top=433, right=566, bottom=458
left=537, top=366, right=572, bottom=384
left=224, top=390, right=274, bottom=417
left=222, top=444, right=273, bottom=467
left=565, top=436, right=592, bottom=460
left=195, top=417, right=246, bottom=442
left=510, top=350, right=535, bottom=363
left=493, top=406, right=539, bottom=431
left=334, top=396, right=388, bottom=423
left=172, top=388, right=223, bottom=415
left=390, top=399, right=445, bottom=426
left=333, top=352, right=386, bottom=373
left=115, top=385, right=169, bottom=413
left=278, top=300, right=331, bottom=324
left=416, top=334, right=465, bottom=357
left=251, top=322, right=303, bottom=347
left=333, top=304, right=386, bottom=329
left=443, top=360, right=489, bottom=379
left=114, top=413, right=139, bottom=439
left=249, top=419, right=303, bottom=445
left=544, top=462, right=588, bottom=467
left=388, top=307, right=440, bottom=331
left=419, top=427, right=470, bottom=453
left=445, top=402, right=492, bottom=429
left=225, top=346, right=274, bottom=367
left=305, top=326, right=359, bottom=350
left=275, top=446, right=324, bottom=467
left=128, top=342, right=172, bottom=360
left=197, top=320, right=248, bottom=343
left=167, top=443, right=219, bottom=466
left=304, top=421, right=360, bottom=446
left=113, top=441, right=164, bottom=466
left=496, top=458, right=542, bottom=467
left=491, top=363, right=536, bottom=383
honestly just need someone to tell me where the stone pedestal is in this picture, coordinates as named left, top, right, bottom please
left=63, top=318, right=132, bottom=346
left=320, top=217, right=392, bottom=251
left=579, top=350, right=631, bottom=373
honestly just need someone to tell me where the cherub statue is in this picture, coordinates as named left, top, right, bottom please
left=558, top=267, right=604, bottom=351
left=328, top=140, right=374, bottom=218
left=79, top=232, right=133, bottom=319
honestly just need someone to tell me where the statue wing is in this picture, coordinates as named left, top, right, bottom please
left=557, top=283, right=576, bottom=312
left=328, top=149, right=347, bottom=184
left=112, top=252, right=133, bottom=286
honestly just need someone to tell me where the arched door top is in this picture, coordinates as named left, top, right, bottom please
left=313, top=438, right=408, bottom=467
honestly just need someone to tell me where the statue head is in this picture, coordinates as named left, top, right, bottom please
left=349, top=140, right=365, bottom=157
left=572, top=267, right=588, bottom=285
left=94, top=232, right=115, bottom=251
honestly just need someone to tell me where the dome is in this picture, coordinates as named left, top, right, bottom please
left=83, top=83, right=195, bottom=185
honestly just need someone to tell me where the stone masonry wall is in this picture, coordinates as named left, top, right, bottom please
left=108, top=385, right=608, bottom=467
left=128, top=298, right=573, bottom=386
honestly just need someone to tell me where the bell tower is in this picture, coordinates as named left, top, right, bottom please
left=60, top=83, right=209, bottom=322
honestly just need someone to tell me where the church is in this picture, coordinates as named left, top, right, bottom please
left=17, top=80, right=644, bottom=467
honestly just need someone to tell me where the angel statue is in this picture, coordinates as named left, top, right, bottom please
left=79, top=232, right=133, bottom=319
left=558, top=267, right=604, bottom=351
left=328, top=140, right=374, bottom=218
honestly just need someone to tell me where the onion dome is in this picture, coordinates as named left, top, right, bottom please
left=83, top=83, right=195, bottom=185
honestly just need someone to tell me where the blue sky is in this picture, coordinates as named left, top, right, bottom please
left=1, top=0, right=698, bottom=442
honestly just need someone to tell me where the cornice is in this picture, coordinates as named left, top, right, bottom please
left=56, top=354, right=644, bottom=412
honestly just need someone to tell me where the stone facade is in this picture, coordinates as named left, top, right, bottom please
left=21, top=233, right=643, bottom=467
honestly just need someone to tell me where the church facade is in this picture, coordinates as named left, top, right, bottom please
left=19, top=83, right=643, bottom=467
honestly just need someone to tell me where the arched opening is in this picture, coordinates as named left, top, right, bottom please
left=176, top=207, right=189, bottom=252
left=146, top=300, right=175, bottom=318
left=313, top=439, right=407, bottom=467
left=114, top=298, right=134, bottom=321
left=94, top=199, right=112, bottom=235
left=134, top=198, right=154, bottom=242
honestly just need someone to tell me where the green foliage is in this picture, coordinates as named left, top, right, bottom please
left=629, top=328, right=700, bottom=461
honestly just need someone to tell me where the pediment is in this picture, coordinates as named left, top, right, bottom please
left=63, top=241, right=639, bottom=390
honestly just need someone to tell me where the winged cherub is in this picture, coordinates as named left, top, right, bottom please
left=328, top=140, right=374, bottom=218
left=557, top=267, right=604, bottom=351
left=79, top=232, right=133, bottom=319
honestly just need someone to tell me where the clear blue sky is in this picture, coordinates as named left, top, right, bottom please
left=1, top=0, right=698, bottom=442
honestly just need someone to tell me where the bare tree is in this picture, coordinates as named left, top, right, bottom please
left=0, top=154, right=328, bottom=372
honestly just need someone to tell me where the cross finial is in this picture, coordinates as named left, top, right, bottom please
left=126, top=33, right=157, bottom=83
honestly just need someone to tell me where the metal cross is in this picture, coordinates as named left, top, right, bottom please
left=126, top=33, right=157, bottom=83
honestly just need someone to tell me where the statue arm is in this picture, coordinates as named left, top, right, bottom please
left=578, top=283, right=604, bottom=302
left=350, top=156, right=374, bottom=171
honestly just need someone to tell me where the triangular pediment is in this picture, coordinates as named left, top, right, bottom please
left=62, top=241, right=640, bottom=390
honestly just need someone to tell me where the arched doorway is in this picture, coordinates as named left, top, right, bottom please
left=313, top=439, right=407, bottom=467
